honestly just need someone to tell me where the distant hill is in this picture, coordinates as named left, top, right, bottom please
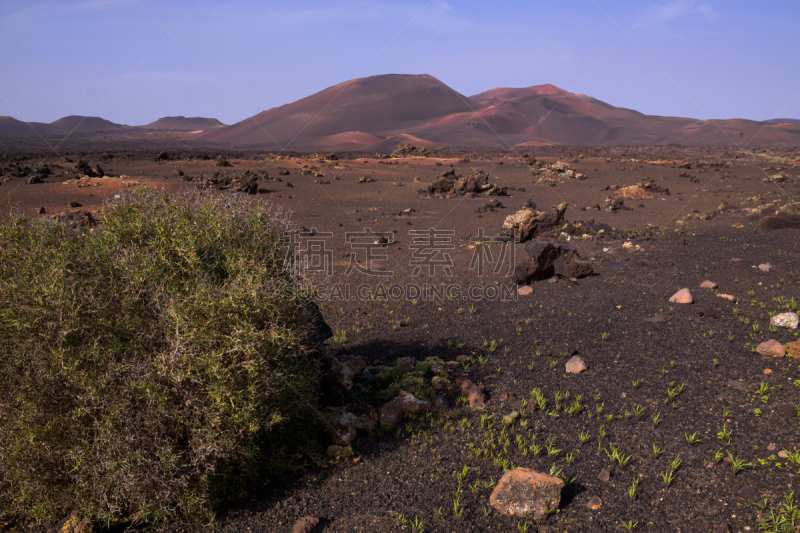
left=763, top=118, right=800, bottom=126
left=0, top=115, right=126, bottom=138
left=193, top=74, right=800, bottom=149
left=0, top=115, right=225, bottom=138
left=138, top=116, right=225, bottom=131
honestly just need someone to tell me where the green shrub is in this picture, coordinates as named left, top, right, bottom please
left=0, top=190, right=325, bottom=525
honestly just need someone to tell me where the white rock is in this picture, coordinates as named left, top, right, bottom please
left=669, top=288, right=693, bottom=304
left=770, top=312, right=799, bottom=330
left=566, top=356, right=587, bottom=374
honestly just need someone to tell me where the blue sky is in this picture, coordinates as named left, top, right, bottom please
left=1, top=0, right=798, bottom=125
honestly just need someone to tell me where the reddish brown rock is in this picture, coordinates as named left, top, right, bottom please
left=700, top=280, right=718, bottom=289
left=785, top=340, right=800, bottom=359
left=456, top=376, right=487, bottom=410
left=489, top=468, right=564, bottom=519
left=756, top=339, right=785, bottom=358
left=586, top=496, right=603, bottom=510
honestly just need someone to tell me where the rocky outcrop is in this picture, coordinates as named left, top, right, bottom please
left=502, top=202, right=567, bottom=242
left=426, top=168, right=506, bottom=197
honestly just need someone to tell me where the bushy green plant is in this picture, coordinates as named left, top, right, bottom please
left=0, top=190, right=325, bottom=525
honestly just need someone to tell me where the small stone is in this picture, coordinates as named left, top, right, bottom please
left=669, top=288, right=693, bottom=304
left=565, top=356, right=587, bottom=374
left=292, top=515, right=320, bottom=533
left=645, top=311, right=671, bottom=323
left=490, top=468, right=564, bottom=519
left=727, top=380, right=747, bottom=390
left=518, top=286, right=533, bottom=296
left=785, top=341, right=800, bottom=358
left=716, top=293, right=736, bottom=302
left=503, top=411, right=520, bottom=425
left=756, top=340, right=785, bottom=358
left=586, top=496, right=602, bottom=510
left=758, top=263, right=771, bottom=272
left=764, top=368, right=772, bottom=375
left=770, top=312, right=799, bottom=330
left=598, top=469, right=611, bottom=482
left=767, top=443, right=777, bottom=451
left=779, top=451, right=789, bottom=458
left=700, top=280, right=718, bottom=289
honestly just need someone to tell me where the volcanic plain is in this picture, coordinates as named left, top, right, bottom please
left=2, top=144, right=800, bottom=533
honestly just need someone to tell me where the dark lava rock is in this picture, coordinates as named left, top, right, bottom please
left=426, top=168, right=506, bottom=197
left=232, top=170, right=259, bottom=194
left=512, top=241, right=593, bottom=284
left=758, top=212, right=800, bottom=232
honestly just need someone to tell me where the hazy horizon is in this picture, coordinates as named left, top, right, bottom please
left=2, top=1, right=799, bottom=126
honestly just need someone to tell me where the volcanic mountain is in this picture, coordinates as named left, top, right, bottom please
left=137, top=116, right=225, bottom=131
left=193, top=74, right=800, bottom=149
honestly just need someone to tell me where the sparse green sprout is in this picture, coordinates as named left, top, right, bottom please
left=628, top=475, right=641, bottom=500
left=728, top=453, right=752, bottom=475
left=652, top=443, right=664, bottom=457
left=685, top=432, right=701, bottom=445
left=661, top=456, right=682, bottom=487
left=652, top=412, right=663, bottom=426
left=717, top=423, right=733, bottom=444
left=713, top=449, right=725, bottom=464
